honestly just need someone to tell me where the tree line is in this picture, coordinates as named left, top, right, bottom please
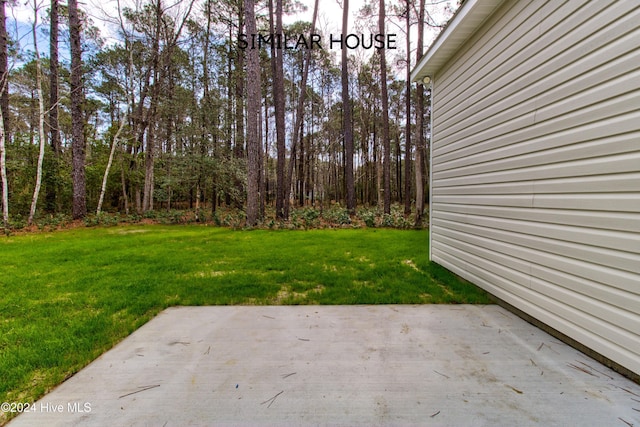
left=0, top=0, right=453, bottom=228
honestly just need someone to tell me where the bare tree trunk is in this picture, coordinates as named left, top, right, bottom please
left=379, top=0, right=391, bottom=215
left=194, top=183, right=200, bottom=221
left=396, top=130, right=401, bottom=203
left=0, top=0, right=7, bottom=226
left=117, top=0, right=147, bottom=215
left=28, top=2, right=47, bottom=225
left=414, top=0, right=426, bottom=227
left=270, top=0, right=286, bottom=219
left=164, top=71, right=176, bottom=211
left=258, top=90, right=265, bottom=218
left=135, top=188, right=141, bottom=213
left=140, top=0, right=194, bottom=213
left=203, top=0, right=212, bottom=100
left=244, top=0, right=262, bottom=226
left=298, top=133, right=304, bottom=206
left=234, top=1, right=245, bottom=159
left=118, top=8, right=134, bottom=215
left=69, top=0, right=86, bottom=219
left=45, top=0, right=60, bottom=212
left=284, top=0, right=319, bottom=217
left=142, top=115, right=156, bottom=212
left=49, top=0, right=59, bottom=154
left=203, top=0, right=213, bottom=213
left=142, top=0, right=162, bottom=213
left=233, top=1, right=245, bottom=208
left=0, top=100, right=6, bottom=227
left=341, top=0, right=355, bottom=214
left=120, top=1, right=149, bottom=215
left=121, top=161, right=129, bottom=214
left=0, top=0, right=8, bottom=139
left=97, top=116, right=127, bottom=214
left=404, top=0, right=412, bottom=216
left=263, top=92, right=270, bottom=206
left=376, top=131, right=383, bottom=211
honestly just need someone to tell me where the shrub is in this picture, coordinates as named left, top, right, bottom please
left=37, top=213, right=72, bottom=230
left=381, top=213, right=394, bottom=228
left=358, top=208, right=377, bottom=228
left=291, top=207, right=321, bottom=229
left=7, top=214, right=26, bottom=230
left=323, top=206, right=351, bottom=226
left=84, top=213, right=120, bottom=227
left=143, top=210, right=158, bottom=219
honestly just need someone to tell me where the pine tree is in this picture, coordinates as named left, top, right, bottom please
left=69, top=0, right=86, bottom=219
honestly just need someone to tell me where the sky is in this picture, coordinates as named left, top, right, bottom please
left=7, top=0, right=456, bottom=73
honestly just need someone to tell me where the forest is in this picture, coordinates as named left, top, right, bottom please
left=0, top=0, right=456, bottom=229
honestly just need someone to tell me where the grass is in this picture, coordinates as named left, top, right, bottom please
left=0, top=225, right=490, bottom=422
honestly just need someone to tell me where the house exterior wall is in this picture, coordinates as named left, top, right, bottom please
left=428, top=0, right=640, bottom=375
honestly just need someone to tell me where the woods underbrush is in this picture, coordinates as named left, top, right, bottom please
left=2, top=204, right=426, bottom=234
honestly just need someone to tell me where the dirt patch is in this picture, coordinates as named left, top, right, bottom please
left=193, top=270, right=231, bottom=278
left=272, top=284, right=325, bottom=304
left=402, top=259, right=420, bottom=271
left=110, top=229, right=150, bottom=235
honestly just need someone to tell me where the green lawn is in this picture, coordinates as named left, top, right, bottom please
left=0, top=225, right=490, bottom=419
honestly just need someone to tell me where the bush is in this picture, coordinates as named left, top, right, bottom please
left=143, top=210, right=158, bottom=220
left=291, top=207, right=321, bottom=229
left=358, top=208, right=377, bottom=228
left=380, top=206, right=413, bottom=229
left=125, top=213, right=142, bottom=223
left=323, top=206, right=351, bottom=226
left=7, top=214, right=26, bottom=230
left=84, top=213, right=120, bottom=227
left=159, top=210, right=185, bottom=224
left=382, top=213, right=395, bottom=228
left=37, top=213, right=72, bottom=230
left=212, top=211, right=222, bottom=226
left=5, top=203, right=426, bottom=234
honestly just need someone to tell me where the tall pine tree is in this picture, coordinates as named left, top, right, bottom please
left=69, top=0, right=86, bottom=219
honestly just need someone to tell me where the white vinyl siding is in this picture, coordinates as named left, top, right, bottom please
left=429, top=0, right=640, bottom=375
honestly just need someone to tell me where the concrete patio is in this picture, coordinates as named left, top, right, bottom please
left=7, top=305, right=640, bottom=426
